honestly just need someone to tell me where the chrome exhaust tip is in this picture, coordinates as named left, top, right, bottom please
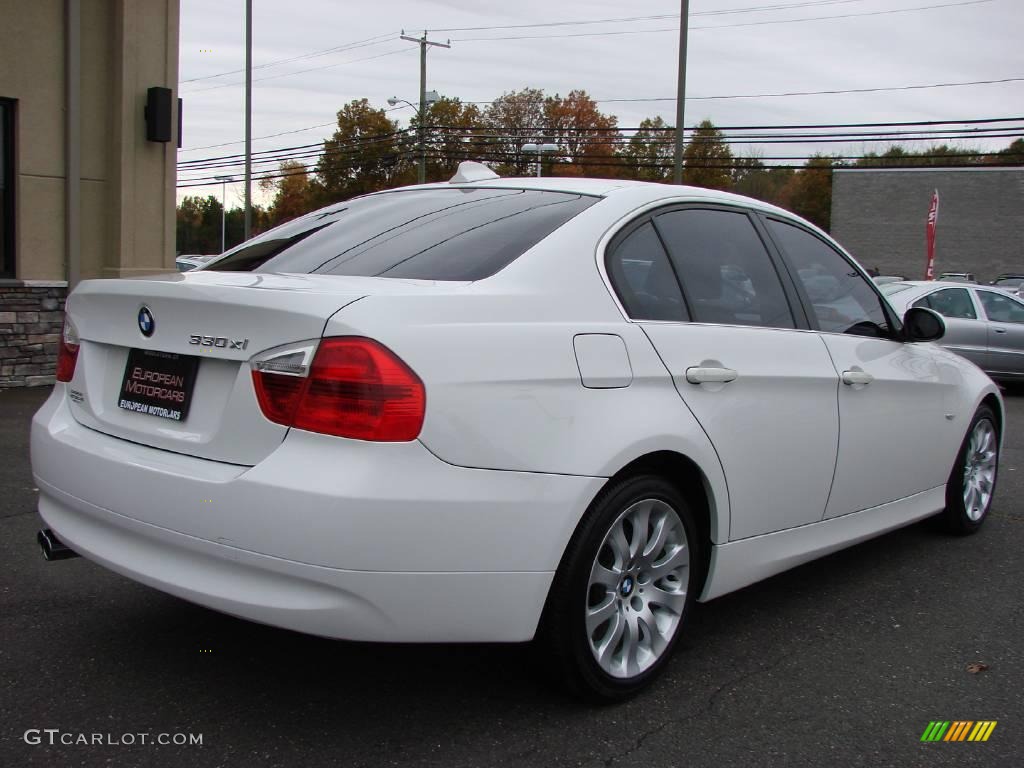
left=38, top=529, right=79, bottom=561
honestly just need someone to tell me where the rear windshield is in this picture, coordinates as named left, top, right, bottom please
left=880, top=282, right=913, bottom=296
left=206, top=188, right=598, bottom=281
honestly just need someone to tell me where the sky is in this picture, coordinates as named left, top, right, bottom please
left=175, top=0, right=1024, bottom=206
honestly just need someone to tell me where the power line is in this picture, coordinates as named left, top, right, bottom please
left=177, top=125, right=1022, bottom=183
left=179, top=127, right=411, bottom=167
left=178, top=131, right=1024, bottom=180
left=177, top=117, right=1024, bottom=172
left=602, top=77, right=1024, bottom=102
left=178, top=1, right=865, bottom=88
left=179, top=32, right=398, bottom=84
left=176, top=149, right=1023, bottom=190
left=182, top=47, right=414, bottom=95
left=425, top=0, right=868, bottom=33
left=177, top=75, right=1024, bottom=157
left=178, top=105, right=410, bottom=154
left=447, top=76, right=1024, bottom=106
left=179, top=122, right=338, bottom=153
left=451, top=0, right=994, bottom=42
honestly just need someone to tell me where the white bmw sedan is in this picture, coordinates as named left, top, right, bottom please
left=32, top=163, right=1001, bottom=700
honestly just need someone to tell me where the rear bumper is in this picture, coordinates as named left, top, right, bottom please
left=31, top=387, right=605, bottom=642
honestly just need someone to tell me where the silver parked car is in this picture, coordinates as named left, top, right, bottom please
left=882, top=280, right=1024, bottom=382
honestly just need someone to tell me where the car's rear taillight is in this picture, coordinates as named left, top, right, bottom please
left=55, top=318, right=80, bottom=383
left=251, top=337, right=425, bottom=441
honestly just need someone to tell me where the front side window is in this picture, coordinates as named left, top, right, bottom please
left=207, top=188, right=597, bottom=281
left=654, top=208, right=795, bottom=329
left=0, top=98, right=14, bottom=278
left=766, top=218, right=891, bottom=337
left=605, top=221, right=688, bottom=322
left=913, top=288, right=977, bottom=320
left=977, top=290, right=1024, bottom=323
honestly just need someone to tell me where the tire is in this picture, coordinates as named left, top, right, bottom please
left=543, top=474, right=701, bottom=702
left=939, top=404, right=999, bottom=535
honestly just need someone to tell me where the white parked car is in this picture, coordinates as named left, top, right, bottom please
left=32, top=164, right=1002, bottom=700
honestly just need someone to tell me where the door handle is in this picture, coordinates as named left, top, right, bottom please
left=685, top=366, right=738, bottom=385
left=841, top=370, right=874, bottom=386
left=993, top=327, right=1007, bottom=334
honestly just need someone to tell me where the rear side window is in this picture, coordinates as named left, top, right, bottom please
left=655, top=209, right=796, bottom=329
left=912, top=288, right=976, bottom=319
left=207, top=188, right=597, bottom=281
left=978, top=290, right=1024, bottom=323
left=605, top=222, right=688, bottom=321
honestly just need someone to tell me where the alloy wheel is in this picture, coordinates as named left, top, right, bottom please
left=585, top=498, right=690, bottom=678
left=962, top=418, right=997, bottom=521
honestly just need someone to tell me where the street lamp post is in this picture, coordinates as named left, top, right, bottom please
left=214, top=175, right=234, bottom=253
left=388, top=91, right=441, bottom=184
left=522, top=143, right=558, bottom=177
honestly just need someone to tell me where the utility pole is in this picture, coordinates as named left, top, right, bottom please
left=244, top=0, right=252, bottom=238
left=672, top=0, right=690, bottom=185
left=215, top=175, right=234, bottom=253
left=400, top=31, right=450, bottom=184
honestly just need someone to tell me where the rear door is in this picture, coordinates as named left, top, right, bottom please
left=910, top=287, right=988, bottom=370
left=975, top=288, right=1024, bottom=378
left=606, top=206, right=841, bottom=541
left=761, top=217, right=956, bottom=518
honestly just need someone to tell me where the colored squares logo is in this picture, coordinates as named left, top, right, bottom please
left=921, top=721, right=997, bottom=742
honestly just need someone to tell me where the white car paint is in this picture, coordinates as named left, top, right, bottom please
left=32, top=173, right=1001, bottom=648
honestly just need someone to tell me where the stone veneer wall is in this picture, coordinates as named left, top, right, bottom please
left=0, top=281, right=69, bottom=387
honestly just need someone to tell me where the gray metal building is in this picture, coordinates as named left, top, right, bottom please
left=830, top=167, right=1023, bottom=281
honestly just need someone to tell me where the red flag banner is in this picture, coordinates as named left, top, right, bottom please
left=925, top=189, right=940, bottom=280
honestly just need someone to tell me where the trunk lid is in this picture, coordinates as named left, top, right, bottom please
left=63, top=271, right=452, bottom=465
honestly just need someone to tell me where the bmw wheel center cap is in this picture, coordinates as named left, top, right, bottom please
left=620, top=576, right=634, bottom=597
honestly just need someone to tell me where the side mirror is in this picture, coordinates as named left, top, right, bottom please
left=903, top=306, right=945, bottom=342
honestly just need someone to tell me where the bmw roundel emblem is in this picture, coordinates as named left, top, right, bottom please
left=138, top=306, right=155, bottom=337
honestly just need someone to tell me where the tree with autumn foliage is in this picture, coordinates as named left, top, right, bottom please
left=260, top=160, right=313, bottom=227
left=542, top=90, right=619, bottom=177
left=406, top=97, right=488, bottom=183
left=732, top=155, right=793, bottom=206
left=310, top=99, right=403, bottom=205
left=619, top=116, right=674, bottom=182
left=683, top=119, right=733, bottom=190
left=780, top=154, right=840, bottom=231
left=482, top=88, right=548, bottom=175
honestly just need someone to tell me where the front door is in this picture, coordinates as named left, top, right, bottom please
left=762, top=217, right=955, bottom=518
left=911, top=287, right=989, bottom=371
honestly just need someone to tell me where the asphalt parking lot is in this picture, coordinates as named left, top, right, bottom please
left=1, top=385, right=1021, bottom=767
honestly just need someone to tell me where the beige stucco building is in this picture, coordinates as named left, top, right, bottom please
left=0, top=0, right=179, bottom=386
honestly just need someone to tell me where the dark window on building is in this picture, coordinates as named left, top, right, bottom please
left=912, top=288, right=977, bottom=320
left=654, top=208, right=796, bottom=329
left=766, top=218, right=891, bottom=337
left=605, top=221, right=688, bottom=321
left=0, top=98, right=15, bottom=278
left=207, top=188, right=598, bottom=281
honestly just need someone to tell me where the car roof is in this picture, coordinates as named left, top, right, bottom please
left=897, top=280, right=979, bottom=288
left=403, top=174, right=799, bottom=219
